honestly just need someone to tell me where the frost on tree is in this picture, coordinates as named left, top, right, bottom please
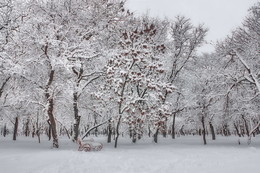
left=102, top=16, right=176, bottom=147
left=216, top=2, right=260, bottom=142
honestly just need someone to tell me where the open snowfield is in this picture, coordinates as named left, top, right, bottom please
left=0, top=135, right=259, bottom=173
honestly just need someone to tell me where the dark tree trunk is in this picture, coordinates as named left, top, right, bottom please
left=113, top=128, right=116, bottom=140
left=148, top=125, right=151, bottom=138
left=129, top=128, right=133, bottom=138
left=240, top=126, right=245, bottom=137
left=138, top=133, right=142, bottom=140
left=95, top=127, right=98, bottom=137
left=201, top=116, right=207, bottom=145
left=209, top=122, right=216, bottom=140
left=132, top=130, right=137, bottom=143
left=47, top=120, right=52, bottom=141
left=13, top=117, right=18, bottom=141
left=70, top=125, right=73, bottom=136
left=48, top=126, right=51, bottom=140
left=137, top=123, right=142, bottom=140
left=3, top=124, right=7, bottom=137
left=25, top=119, right=30, bottom=137
left=242, top=115, right=250, bottom=137
left=32, top=125, right=35, bottom=138
left=234, top=123, right=241, bottom=145
left=179, top=125, right=185, bottom=136
left=222, top=124, right=229, bottom=136
left=47, top=98, right=58, bottom=148
left=234, top=123, right=241, bottom=137
left=114, top=115, right=122, bottom=148
left=162, top=123, right=167, bottom=138
left=46, top=100, right=58, bottom=147
left=107, top=120, right=112, bottom=143
left=36, top=129, right=41, bottom=143
left=59, top=127, right=62, bottom=136
left=199, top=129, right=202, bottom=136
left=35, top=112, right=41, bottom=143
left=71, top=65, right=86, bottom=141
left=153, top=128, right=159, bottom=143
left=172, top=113, right=176, bottom=139
left=73, top=91, right=81, bottom=141
left=45, top=70, right=59, bottom=148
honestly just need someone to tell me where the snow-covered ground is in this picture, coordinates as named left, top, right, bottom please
left=0, top=135, right=259, bottom=173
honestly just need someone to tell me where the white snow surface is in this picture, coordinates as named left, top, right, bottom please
left=0, top=135, right=259, bottom=173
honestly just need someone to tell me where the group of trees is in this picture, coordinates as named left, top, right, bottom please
left=0, top=0, right=259, bottom=148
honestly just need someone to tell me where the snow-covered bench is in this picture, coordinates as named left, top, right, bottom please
left=77, top=138, right=103, bottom=152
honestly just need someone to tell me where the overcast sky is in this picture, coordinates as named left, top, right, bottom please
left=125, top=0, right=258, bottom=53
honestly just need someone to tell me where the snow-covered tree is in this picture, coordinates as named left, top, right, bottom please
left=216, top=2, right=260, bottom=140
left=162, top=16, right=208, bottom=140
left=101, top=16, right=175, bottom=147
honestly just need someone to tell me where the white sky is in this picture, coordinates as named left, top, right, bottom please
left=125, top=0, right=258, bottom=53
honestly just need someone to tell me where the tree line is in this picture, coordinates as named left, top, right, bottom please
left=0, top=0, right=259, bottom=148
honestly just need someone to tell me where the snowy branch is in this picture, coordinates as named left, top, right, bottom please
left=81, top=119, right=111, bottom=140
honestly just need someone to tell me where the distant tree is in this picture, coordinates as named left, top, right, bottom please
left=163, top=16, right=208, bottom=140
left=0, top=0, right=28, bottom=137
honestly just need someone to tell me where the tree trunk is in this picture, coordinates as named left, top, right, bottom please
left=179, top=125, right=185, bottom=136
left=129, top=127, right=133, bottom=138
left=222, top=124, right=229, bottom=136
left=73, top=92, right=81, bottom=141
left=242, top=115, right=250, bottom=137
left=138, top=132, right=142, bottom=140
left=199, top=129, right=202, bottom=136
left=153, top=128, right=159, bottom=143
left=234, top=123, right=241, bottom=137
left=25, top=119, right=30, bottom=137
left=32, top=125, right=35, bottom=138
left=107, top=120, right=112, bottom=143
left=132, top=131, right=137, bottom=143
left=47, top=120, right=52, bottom=141
left=47, top=98, right=59, bottom=148
left=95, top=127, right=98, bottom=137
left=45, top=70, right=59, bottom=148
left=114, top=115, right=122, bottom=148
left=13, top=117, right=18, bottom=141
left=172, top=113, right=176, bottom=139
left=162, top=123, right=167, bottom=138
left=59, top=127, right=62, bottom=136
left=36, top=129, right=40, bottom=143
left=209, top=121, right=216, bottom=140
left=70, top=125, right=73, bottom=136
left=35, top=113, right=41, bottom=143
left=201, top=116, right=207, bottom=145
left=71, top=65, right=86, bottom=141
left=148, top=125, right=151, bottom=137
left=3, top=124, right=7, bottom=137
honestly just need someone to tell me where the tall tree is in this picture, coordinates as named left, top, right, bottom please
left=103, top=16, right=175, bottom=147
left=216, top=2, right=260, bottom=140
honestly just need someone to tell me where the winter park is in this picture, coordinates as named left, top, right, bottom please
left=0, top=0, right=259, bottom=172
